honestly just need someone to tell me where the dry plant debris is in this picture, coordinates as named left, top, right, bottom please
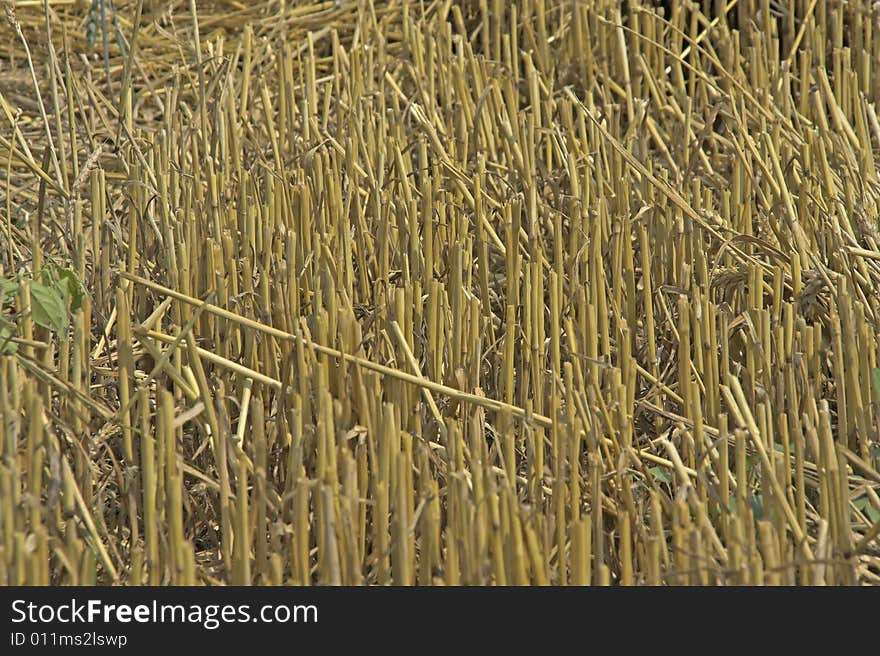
left=1, top=0, right=880, bottom=585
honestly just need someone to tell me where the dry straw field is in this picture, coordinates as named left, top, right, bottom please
left=1, top=0, right=879, bottom=586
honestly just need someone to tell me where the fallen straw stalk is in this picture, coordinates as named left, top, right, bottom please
left=142, top=328, right=282, bottom=391
left=121, top=271, right=695, bottom=479
left=120, top=271, right=554, bottom=428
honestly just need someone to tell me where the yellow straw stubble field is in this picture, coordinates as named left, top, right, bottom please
left=1, top=0, right=879, bottom=586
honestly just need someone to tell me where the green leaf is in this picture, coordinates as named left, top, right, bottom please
left=30, top=281, right=68, bottom=335
left=750, top=494, right=764, bottom=520
left=0, top=326, right=17, bottom=355
left=872, top=368, right=880, bottom=405
left=54, top=267, right=84, bottom=313
left=854, top=496, right=880, bottom=524
left=648, top=466, right=671, bottom=484
left=39, top=264, right=85, bottom=314
left=0, top=277, right=17, bottom=302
